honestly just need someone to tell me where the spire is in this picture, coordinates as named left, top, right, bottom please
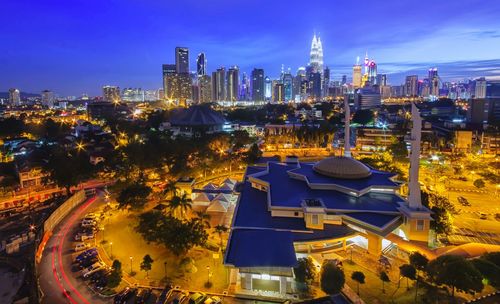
left=344, top=98, right=351, bottom=157
left=408, top=102, right=422, bottom=209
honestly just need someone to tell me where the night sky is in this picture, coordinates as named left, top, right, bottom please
left=2, top=0, right=500, bottom=96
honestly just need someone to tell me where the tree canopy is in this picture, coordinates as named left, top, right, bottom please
left=117, top=182, right=152, bottom=210
left=320, top=262, right=345, bottom=295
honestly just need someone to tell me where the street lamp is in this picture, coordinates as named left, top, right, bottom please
left=206, top=266, right=211, bottom=285
left=109, top=242, right=113, bottom=258
left=129, top=256, right=133, bottom=274
left=164, top=261, right=167, bottom=279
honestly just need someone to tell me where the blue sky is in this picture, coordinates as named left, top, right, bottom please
left=1, top=0, right=500, bottom=96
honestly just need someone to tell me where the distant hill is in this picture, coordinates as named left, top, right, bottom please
left=0, top=92, right=41, bottom=99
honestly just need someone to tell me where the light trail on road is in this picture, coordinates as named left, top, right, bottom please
left=50, top=196, right=97, bottom=304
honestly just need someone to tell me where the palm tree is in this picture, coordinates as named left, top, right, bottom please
left=167, top=193, right=192, bottom=219
left=163, top=180, right=178, bottom=198
left=214, top=225, right=228, bottom=250
left=194, top=211, right=211, bottom=228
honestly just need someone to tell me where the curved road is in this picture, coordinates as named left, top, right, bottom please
left=38, top=194, right=110, bottom=304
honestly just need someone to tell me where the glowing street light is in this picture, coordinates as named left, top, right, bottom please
left=129, top=256, right=133, bottom=274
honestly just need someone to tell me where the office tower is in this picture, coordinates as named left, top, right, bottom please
left=102, top=86, right=120, bottom=102
left=405, top=75, right=418, bottom=96
left=309, top=72, right=322, bottom=99
left=474, top=77, right=487, bottom=98
left=273, top=83, right=285, bottom=103
left=309, top=34, right=324, bottom=74
left=162, top=64, right=176, bottom=99
left=227, top=66, right=239, bottom=102
left=353, top=64, right=362, bottom=88
left=283, top=72, right=293, bottom=101
left=428, top=68, right=439, bottom=96
left=175, top=47, right=189, bottom=74
left=199, top=75, right=212, bottom=103
left=196, top=53, right=207, bottom=77
left=323, top=66, right=330, bottom=97
left=354, top=87, right=381, bottom=109
left=377, top=74, right=387, bottom=86
left=239, top=72, right=251, bottom=101
left=251, top=68, right=265, bottom=101
left=41, top=90, right=55, bottom=108
left=177, top=74, right=192, bottom=103
left=8, top=88, right=21, bottom=106
left=264, top=76, right=272, bottom=100
left=486, top=80, right=500, bottom=98
left=342, top=75, right=347, bottom=85
left=367, top=60, right=377, bottom=84
left=122, top=88, right=144, bottom=102
left=212, top=67, right=226, bottom=101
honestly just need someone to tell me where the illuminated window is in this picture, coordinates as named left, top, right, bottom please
left=312, top=214, right=319, bottom=225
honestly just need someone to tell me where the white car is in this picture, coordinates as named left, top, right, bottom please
left=74, top=242, right=90, bottom=252
left=82, top=262, right=104, bottom=278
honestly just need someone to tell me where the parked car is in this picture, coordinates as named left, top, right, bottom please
left=82, top=262, right=105, bottom=278
left=75, top=231, right=94, bottom=241
left=79, top=256, right=99, bottom=269
left=114, top=287, right=137, bottom=304
left=156, top=284, right=173, bottom=304
left=457, top=196, right=471, bottom=206
left=82, top=218, right=97, bottom=227
left=74, top=248, right=97, bottom=263
left=188, top=292, right=207, bottom=304
left=171, top=291, right=189, bottom=304
left=136, top=288, right=153, bottom=304
left=204, top=296, right=221, bottom=304
left=74, top=242, right=90, bottom=252
left=479, top=212, right=488, bottom=220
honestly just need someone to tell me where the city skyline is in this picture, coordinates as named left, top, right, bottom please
left=2, top=0, right=500, bottom=96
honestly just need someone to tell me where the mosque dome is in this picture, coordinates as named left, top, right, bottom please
left=313, top=157, right=372, bottom=179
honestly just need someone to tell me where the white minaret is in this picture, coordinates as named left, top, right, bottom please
left=408, top=102, right=422, bottom=209
left=344, top=98, right=351, bottom=157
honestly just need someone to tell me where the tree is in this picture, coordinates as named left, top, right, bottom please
left=294, top=257, right=317, bottom=289
left=320, top=262, right=345, bottom=295
left=351, top=271, right=365, bottom=295
left=421, top=190, right=456, bottom=235
left=107, top=259, right=122, bottom=288
left=214, top=225, right=228, bottom=250
left=140, top=254, right=154, bottom=278
left=471, top=258, right=500, bottom=289
left=379, top=271, right=390, bottom=293
left=409, top=251, right=429, bottom=300
left=473, top=179, right=485, bottom=189
left=117, top=182, right=152, bottom=210
left=167, top=193, right=192, bottom=219
left=427, top=255, right=483, bottom=298
left=352, top=109, right=374, bottom=126
left=163, top=180, right=178, bottom=198
left=481, top=252, right=500, bottom=268
left=399, top=264, right=416, bottom=291
left=245, top=143, right=262, bottom=164
left=388, top=139, right=408, bottom=161
left=194, top=210, right=211, bottom=228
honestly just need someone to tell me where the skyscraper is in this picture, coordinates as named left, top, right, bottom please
left=102, top=86, right=120, bottom=103
left=251, top=68, right=265, bottom=101
left=42, top=90, right=55, bottom=108
left=273, top=83, right=285, bottom=103
left=212, top=67, right=226, bottom=101
left=8, top=88, right=21, bottom=106
left=308, top=72, right=322, bottom=100
left=309, top=34, right=324, bottom=74
left=175, top=47, right=189, bottom=74
left=323, top=67, right=330, bottom=97
left=405, top=75, right=418, bottom=96
left=353, top=64, right=362, bottom=88
left=227, top=66, right=239, bottom=102
left=162, top=64, right=176, bottom=99
left=428, top=68, right=439, bottom=96
left=199, top=75, right=212, bottom=103
left=283, top=71, right=293, bottom=101
left=264, top=76, right=272, bottom=101
left=474, top=77, right=487, bottom=98
left=239, top=72, right=251, bottom=101
left=196, top=53, right=207, bottom=77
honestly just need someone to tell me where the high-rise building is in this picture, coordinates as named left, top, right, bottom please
left=309, top=34, right=324, bottom=74
left=367, top=61, right=377, bottom=85
left=122, top=88, right=145, bottom=102
left=175, top=47, right=189, bottom=74
left=283, top=72, right=293, bottom=101
left=102, top=86, right=120, bottom=102
left=8, top=88, right=21, bottom=106
left=342, top=75, right=347, bottom=85
left=474, top=77, right=487, bottom=98
left=428, top=68, right=439, bottom=96
left=196, top=53, right=207, bottom=77
left=273, top=83, right=285, bottom=103
left=239, top=72, right=251, bottom=101
left=251, top=68, right=265, bottom=101
left=199, top=75, right=212, bottom=103
left=377, top=74, right=387, bottom=87
left=212, top=67, right=226, bottom=101
left=42, top=90, right=55, bottom=108
left=353, top=64, right=362, bottom=88
left=264, top=76, right=272, bottom=100
left=354, top=87, right=381, bottom=110
left=405, top=75, right=418, bottom=96
left=323, top=67, right=330, bottom=97
left=162, top=64, right=176, bottom=99
left=308, top=72, right=322, bottom=99
left=227, top=66, right=239, bottom=102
